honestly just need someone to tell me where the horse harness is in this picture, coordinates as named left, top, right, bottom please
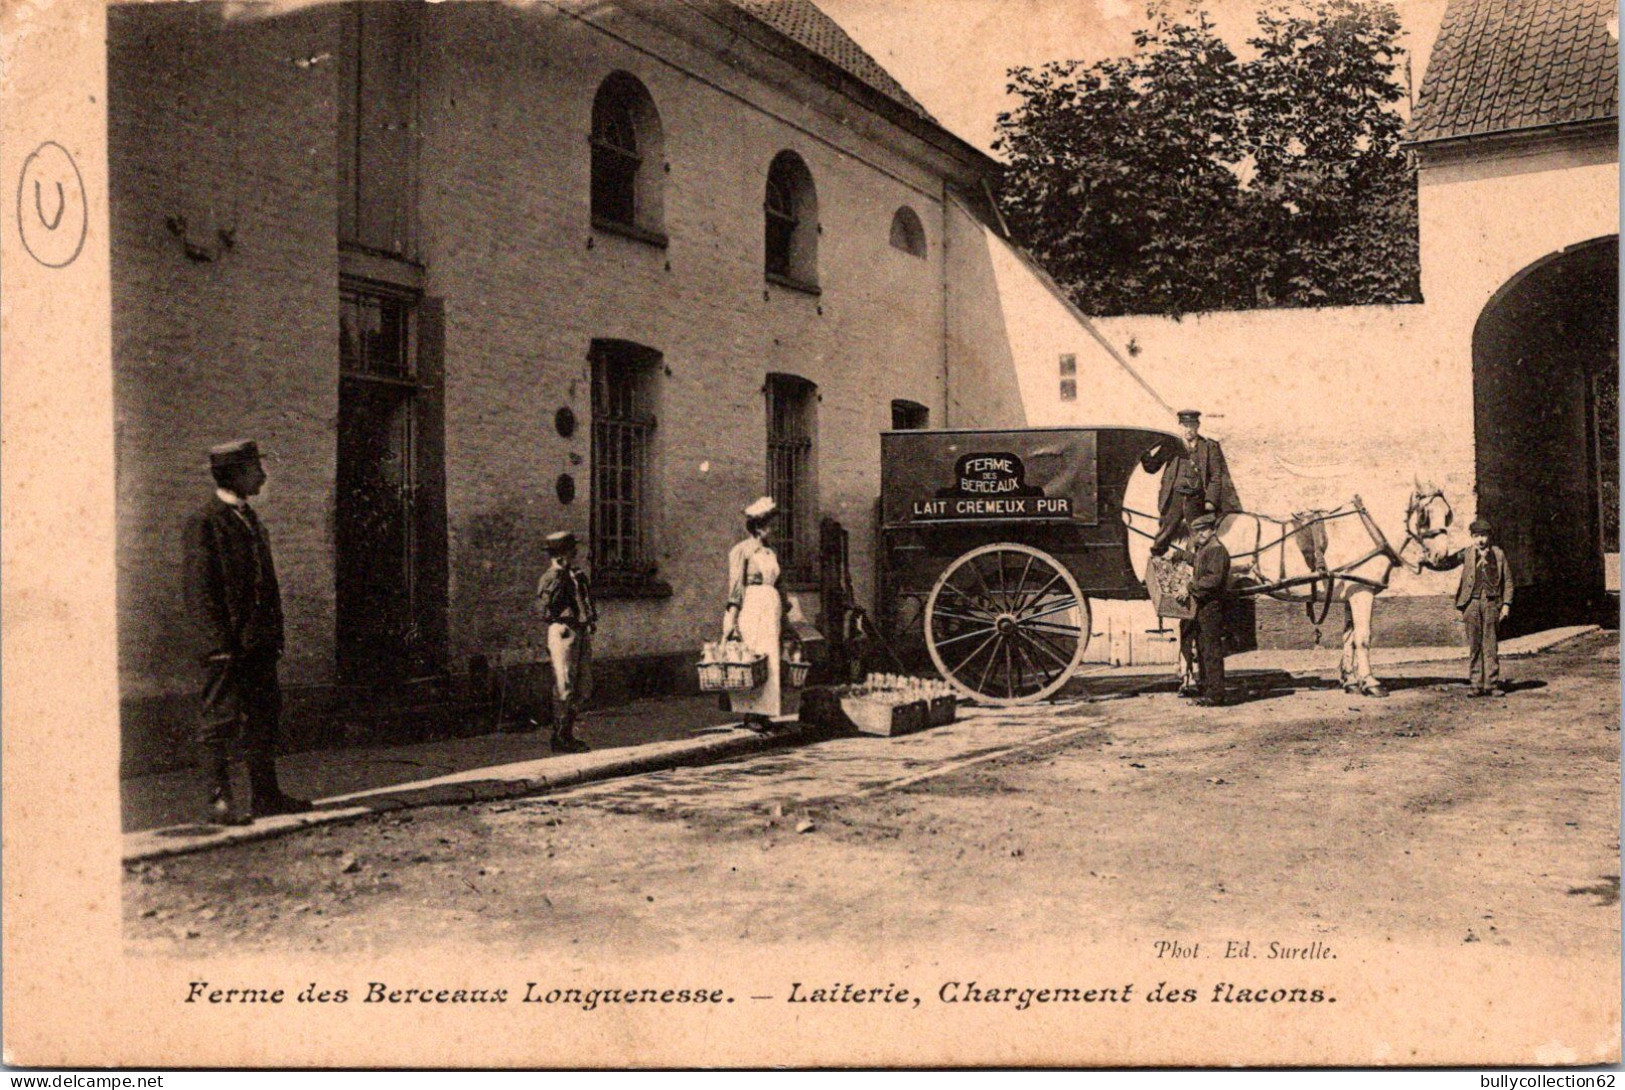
left=1123, top=485, right=1452, bottom=632
left=1241, top=498, right=1401, bottom=623
left=1123, top=497, right=1405, bottom=625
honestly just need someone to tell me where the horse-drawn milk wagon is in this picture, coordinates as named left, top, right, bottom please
left=879, top=426, right=1178, bottom=704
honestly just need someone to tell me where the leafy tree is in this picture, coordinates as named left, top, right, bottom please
left=1242, top=0, right=1418, bottom=305
left=994, top=0, right=1419, bottom=316
left=994, top=4, right=1258, bottom=315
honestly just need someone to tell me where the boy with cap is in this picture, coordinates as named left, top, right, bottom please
left=1424, top=518, right=1514, bottom=696
left=183, top=440, right=311, bottom=825
left=535, top=531, right=596, bottom=752
left=1186, top=512, right=1232, bottom=706
left=1141, top=409, right=1242, bottom=558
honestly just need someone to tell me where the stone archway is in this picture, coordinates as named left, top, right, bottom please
left=1472, top=235, right=1618, bottom=633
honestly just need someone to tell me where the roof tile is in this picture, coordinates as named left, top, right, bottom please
left=729, top=0, right=935, bottom=122
left=1411, top=0, right=1618, bottom=142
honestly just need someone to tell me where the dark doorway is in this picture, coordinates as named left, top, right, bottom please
left=1473, top=236, right=1619, bottom=633
left=337, top=283, right=434, bottom=681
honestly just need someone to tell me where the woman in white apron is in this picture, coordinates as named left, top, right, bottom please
left=722, top=497, right=793, bottom=729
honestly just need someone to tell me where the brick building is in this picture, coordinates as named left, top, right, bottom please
left=110, top=0, right=1170, bottom=772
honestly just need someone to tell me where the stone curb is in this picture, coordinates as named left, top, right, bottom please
left=1500, top=624, right=1603, bottom=658
left=123, top=724, right=811, bottom=865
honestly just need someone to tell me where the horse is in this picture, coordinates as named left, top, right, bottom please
left=1122, top=482, right=1456, bottom=698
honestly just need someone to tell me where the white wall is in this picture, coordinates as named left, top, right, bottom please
left=1087, top=303, right=1456, bottom=598
left=1418, top=136, right=1618, bottom=333
left=946, top=205, right=1173, bottom=429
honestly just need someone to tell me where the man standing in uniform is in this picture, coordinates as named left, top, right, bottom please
left=1188, top=513, right=1232, bottom=707
left=1424, top=518, right=1513, bottom=696
left=184, top=440, right=312, bottom=825
left=536, top=531, right=596, bottom=753
left=1143, top=409, right=1242, bottom=557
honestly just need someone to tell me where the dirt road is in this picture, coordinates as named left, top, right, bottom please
left=127, top=634, right=1619, bottom=966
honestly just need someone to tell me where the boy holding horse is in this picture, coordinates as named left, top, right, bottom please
left=1422, top=519, right=1514, bottom=696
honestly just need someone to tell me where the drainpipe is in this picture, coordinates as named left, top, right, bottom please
left=940, top=178, right=951, bottom=427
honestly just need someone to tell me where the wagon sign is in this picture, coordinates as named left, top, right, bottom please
left=908, top=452, right=1073, bottom=520
left=883, top=429, right=1099, bottom=528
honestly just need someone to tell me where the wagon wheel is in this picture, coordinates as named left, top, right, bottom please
left=924, top=543, right=1090, bottom=705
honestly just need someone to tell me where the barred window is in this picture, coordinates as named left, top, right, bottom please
left=766, top=373, right=817, bottom=582
left=591, top=340, right=660, bottom=587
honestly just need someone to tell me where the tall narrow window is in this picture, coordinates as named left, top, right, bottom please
left=765, top=174, right=796, bottom=280
left=766, top=373, right=817, bottom=582
left=890, top=206, right=927, bottom=257
left=337, top=283, right=424, bottom=681
left=891, top=399, right=929, bottom=430
left=590, top=73, right=665, bottom=242
left=764, top=151, right=818, bottom=289
left=591, top=340, right=661, bottom=588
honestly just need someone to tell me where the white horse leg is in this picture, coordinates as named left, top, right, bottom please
left=1339, top=602, right=1358, bottom=691
left=1349, top=590, right=1387, bottom=697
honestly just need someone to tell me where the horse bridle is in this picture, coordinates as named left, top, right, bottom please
left=1398, top=488, right=1452, bottom=573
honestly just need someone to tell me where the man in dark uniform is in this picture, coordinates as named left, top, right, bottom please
left=535, top=531, right=596, bottom=753
left=183, top=440, right=311, bottom=825
left=1142, top=409, right=1242, bottom=557
left=1424, top=518, right=1514, bottom=696
left=1188, top=513, right=1232, bottom=707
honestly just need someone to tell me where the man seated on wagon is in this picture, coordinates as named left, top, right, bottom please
left=1141, top=409, right=1242, bottom=557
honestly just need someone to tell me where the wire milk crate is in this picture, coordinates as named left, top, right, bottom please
left=696, top=640, right=769, bottom=693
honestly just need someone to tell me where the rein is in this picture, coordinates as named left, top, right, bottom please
left=1122, top=493, right=1441, bottom=614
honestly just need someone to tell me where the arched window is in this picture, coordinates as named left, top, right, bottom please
left=591, top=73, right=665, bottom=241
left=890, top=206, right=926, bottom=257
left=764, top=151, right=818, bottom=289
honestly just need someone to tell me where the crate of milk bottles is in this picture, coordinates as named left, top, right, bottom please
left=835, top=674, right=957, bottom=737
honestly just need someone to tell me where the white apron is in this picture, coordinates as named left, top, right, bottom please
left=727, top=541, right=784, bottom=718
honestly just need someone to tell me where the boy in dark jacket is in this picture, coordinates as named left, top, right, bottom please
left=1424, top=518, right=1514, bottom=696
left=1188, top=513, right=1232, bottom=707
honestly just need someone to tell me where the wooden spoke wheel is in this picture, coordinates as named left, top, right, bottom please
left=924, top=543, right=1090, bottom=705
